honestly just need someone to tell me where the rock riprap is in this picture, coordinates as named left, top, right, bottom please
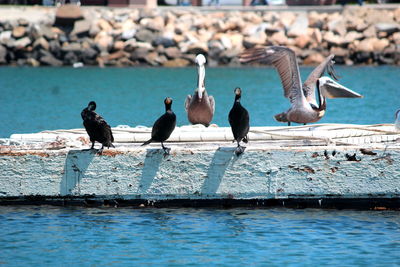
left=0, top=6, right=399, bottom=67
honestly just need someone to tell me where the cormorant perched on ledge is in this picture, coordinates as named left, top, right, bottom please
left=81, top=101, right=114, bottom=152
left=228, top=87, right=250, bottom=156
left=142, top=97, right=176, bottom=155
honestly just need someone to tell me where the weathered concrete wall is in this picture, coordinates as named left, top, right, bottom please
left=1, top=143, right=399, bottom=205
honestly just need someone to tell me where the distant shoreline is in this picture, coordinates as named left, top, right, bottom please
left=0, top=5, right=399, bottom=67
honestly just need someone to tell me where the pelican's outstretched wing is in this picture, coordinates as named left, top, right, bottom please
left=240, top=46, right=303, bottom=104
left=319, top=77, right=363, bottom=99
left=185, top=95, right=192, bottom=112
left=302, top=54, right=339, bottom=102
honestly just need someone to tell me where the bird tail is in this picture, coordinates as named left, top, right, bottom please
left=274, top=112, right=289, bottom=123
left=141, top=139, right=152, bottom=146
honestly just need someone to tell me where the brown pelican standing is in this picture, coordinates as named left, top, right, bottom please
left=229, top=87, right=250, bottom=156
left=395, top=109, right=400, bottom=131
left=142, top=97, right=176, bottom=155
left=239, top=46, right=363, bottom=125
left=81, top=101, right=115, bottom=152
left=185, top=54, right=215, bottom=127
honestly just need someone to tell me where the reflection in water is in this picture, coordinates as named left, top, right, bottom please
left=0, top=207, right=399, bottom=266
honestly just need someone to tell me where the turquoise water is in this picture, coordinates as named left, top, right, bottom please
left=1, top=67, right=400, bottom=266
left=0, top=207, right=399, bottom=266
left=0, top=66, right=399, bottom=138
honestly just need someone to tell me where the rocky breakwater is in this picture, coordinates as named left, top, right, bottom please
left=0, top=7, right=400, bottom=67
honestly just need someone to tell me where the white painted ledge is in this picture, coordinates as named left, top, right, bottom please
left=1, top=124, right=399, bottom=208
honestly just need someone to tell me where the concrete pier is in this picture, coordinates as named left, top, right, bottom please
left=1, top=124, right=399, bottom=209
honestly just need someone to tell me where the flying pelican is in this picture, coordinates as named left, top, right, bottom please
left=395, top=109, right=400, bottom=131
left=142, top=97, right=176, bottom=155
left=239, top=46, right=363, bottom=125
left=229, top=87, right=250, bottom=156
left=81, top=101, right=115, bottom=152
left=185, top=54, right=215, bottom=127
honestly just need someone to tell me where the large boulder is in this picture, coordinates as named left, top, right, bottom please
left=269, top=31, right=290, bottom=46
left=135, top=29, right=157, bottom=43
left=323, top=32, right=345, bottom=46
left=363, top=26, right=377, bottom=38
left=162, top=58, right=190, bottom=67
left=97, top=19, right=113, bottom=32
left=287, top=14, right=309, bottom=37
left=0, top=31, right=13, bottom=46
left=353, top=39, right=375, bottom=53
left=94, top=31, right=113, bottom=51
left=12, top=26, right=26, bottom=38
left=327, top=19, right=346, bottom=36
left=82, top=47, right=98, bottom=62
left=303, top=52, right=325, bottom=65
left=140, top=17, right=165, bottom=32
left=13, top=37, right=31, bottom=49
left=164, top=47, right=181, bottom=59
left=121, top=29, right=137, bottom=40
left=184, top=42, right=208, bottom=55
left=63, top=51, right=79, bottom=65
left=372, top=38, right=390, bottom=51
left=32, top=25, right=58, bottom=40
left=33, top=37, right=50, bottom=51
left=71, top=20, right=91, bottom=37
left=294, top=34, right=310, bottom=49
left=243, top=31, right=267, bottom=48
left=375, top=23, right=400, bottom=35
left=40, top=54, right=63, bottom=66
left=61, top=42, right=81, bottom=53
left=343, top=31, right=363, bottom=43
left=152, top=36, right=175, bottom=48
left=131, top=47, right=151, bottom=61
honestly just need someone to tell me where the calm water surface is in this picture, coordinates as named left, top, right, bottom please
left=0, top=67, right=399, bottom=266
left=0, top=66, right=399, bottom=137
left=0, top=206, right=399, bottom=266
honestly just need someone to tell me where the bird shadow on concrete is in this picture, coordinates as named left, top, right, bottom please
left=60, top=149, right=97, bottom=196
left=138, top=149, right=164, bottom=194
left=201, top=147, right=236, bottom=195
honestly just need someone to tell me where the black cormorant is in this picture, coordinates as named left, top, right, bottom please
left=81, top=101, right=115, bottom=152
left=228, top=87, right=250, bottom=156
left=142, top=97, right=176, bottom=155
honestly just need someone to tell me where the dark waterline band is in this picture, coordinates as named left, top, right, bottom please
left=1, top=196, right=399, bottom=210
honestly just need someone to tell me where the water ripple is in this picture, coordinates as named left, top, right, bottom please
left=1, top=207, right=399, bottom=266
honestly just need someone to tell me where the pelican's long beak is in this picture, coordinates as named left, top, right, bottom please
left=319, top=77, right=363, bottom=99
left=197, top=65, right=205, bottom=101
left=196, top=54, right=206, bottom=101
